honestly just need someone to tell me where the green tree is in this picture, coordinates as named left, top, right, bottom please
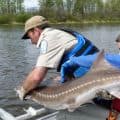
left=65, top=0, right=74, bottom=14
left=38, top=0, right=55, bottom=18
left=73, top=0, right=88, bottom=18
left=105, top=0, right=120, bottom=19
left=73, top=0, right=104, bottom=19
left=0, top=0, right=24, bottom=14
left=15, top=0, right=24, bottom=13
left=54, top=0, right=66, bottom=21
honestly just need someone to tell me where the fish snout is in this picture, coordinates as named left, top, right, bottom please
left=14, top=86, right=26, bottom=100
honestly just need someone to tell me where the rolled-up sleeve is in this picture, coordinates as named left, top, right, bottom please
left=36, top=46, right=65, bottom=68
left=35, top=28, right=77, bottom=68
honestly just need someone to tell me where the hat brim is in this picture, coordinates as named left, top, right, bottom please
left=21, top=31, right=30, bottom=39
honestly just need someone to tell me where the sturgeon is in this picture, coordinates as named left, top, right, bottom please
left=18, top=50, right=120, bottom=112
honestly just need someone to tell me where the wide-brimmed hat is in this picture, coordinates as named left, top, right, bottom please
left=22, top=16, right=48, bottom=39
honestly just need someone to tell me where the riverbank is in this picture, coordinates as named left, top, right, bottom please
left=52, top=20, right=120, bottom=26
left=1, top=20, right=120, bottom=27
left=0, top=14, right=120, bottom=25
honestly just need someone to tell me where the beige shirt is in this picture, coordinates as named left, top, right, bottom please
left=36, top=28, right=77, bottom=68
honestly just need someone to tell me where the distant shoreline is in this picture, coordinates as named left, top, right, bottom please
left=0, top=13, right=120, bottom=25
left=0, top=20, right=120, bottom=26
left=51, top=20, right=120, bottom=25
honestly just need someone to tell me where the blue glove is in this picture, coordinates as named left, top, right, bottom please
left=105, top=53, right=120, bottom=69
left=60, top=52, right=120, bottom=83
left=73, top=66, right=89, bottom=78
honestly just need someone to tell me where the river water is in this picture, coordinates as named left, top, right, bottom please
left=0, top=24, right=120, bottom=118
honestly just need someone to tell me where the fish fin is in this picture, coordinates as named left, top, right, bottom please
left=91, top=50, right=116, bottom=71
left=107, top=88, right=120, bottom=99
left=67, top=98, right=78, bottom=112
left=68, top=108, right=76, bottom=112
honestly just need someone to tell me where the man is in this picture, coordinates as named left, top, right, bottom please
left=106, top=34, right=120, bottom=120
left=60, top=38, right=120, bottom=120
left=17, top=15, right=99, bottom=100
left=116, top=34, right=120, bottom=51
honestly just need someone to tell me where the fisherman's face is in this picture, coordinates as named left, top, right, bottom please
left=116, top=42, right=120, bottom=50
left=27, top=27, right=42, bottom=44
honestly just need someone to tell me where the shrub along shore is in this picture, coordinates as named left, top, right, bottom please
left=0, top=14, right=120, bottom=25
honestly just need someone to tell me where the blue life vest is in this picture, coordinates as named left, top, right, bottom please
left=57, top=29, right=99, bottom=72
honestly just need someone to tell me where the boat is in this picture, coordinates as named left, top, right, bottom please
left=0, top=107, right=59, bottom=120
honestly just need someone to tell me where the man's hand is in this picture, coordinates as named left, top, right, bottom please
left=15, top=86, right=26, bottom=100
left=15, top=67, right=48, bottom=100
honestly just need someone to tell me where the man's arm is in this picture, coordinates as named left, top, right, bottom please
left=18, top=67, right=48, bottom=100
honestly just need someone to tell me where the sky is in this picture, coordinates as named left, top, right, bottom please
left=23, top=0, right=107, bottom=9
left=23, top=0, right=39, bottom=9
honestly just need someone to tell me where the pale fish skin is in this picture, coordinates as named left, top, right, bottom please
left=16, top=50, right=120, bottom=112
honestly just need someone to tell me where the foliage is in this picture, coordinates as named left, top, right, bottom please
left=0, top=0, right=120, bottom=24
left=38, top=0, right=120, bottom=22
left=0, top=0, right=24, bottom=14
left=104, top=0, right=120, bottom=19
left=0, top=14, right=12, bottom=24
left=15, top=13, right=32, bottom=23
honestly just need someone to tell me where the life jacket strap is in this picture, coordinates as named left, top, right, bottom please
left=57, top=28, right=99, bottom=72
